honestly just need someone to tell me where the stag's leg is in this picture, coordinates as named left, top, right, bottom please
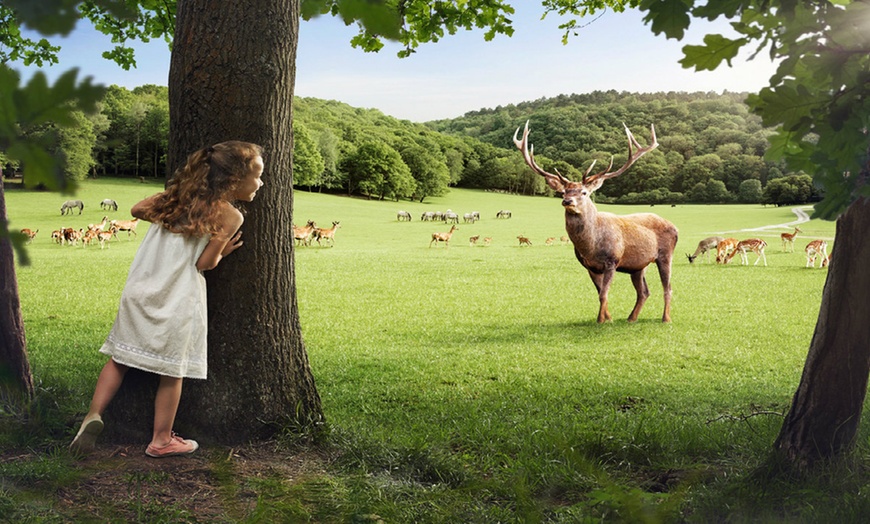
left=627, top=268, right=650, bottom=322
left=587, top=269, right=613, bottom=323
left=655, top=257, right=674, bottom=323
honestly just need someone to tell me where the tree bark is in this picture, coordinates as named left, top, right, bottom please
left=775, top=196, right=870, bottom=466
left=105, top=0, right=323, bottom=444
left=0, top=179, right=34, bottom=403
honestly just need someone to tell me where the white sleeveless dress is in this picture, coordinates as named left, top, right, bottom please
left=100, top=224, right=211, bottom=379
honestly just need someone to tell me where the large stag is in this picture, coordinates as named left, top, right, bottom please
left=513, top=121, right=678, bottom=323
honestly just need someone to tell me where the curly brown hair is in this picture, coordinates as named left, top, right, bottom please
left=146, top=141, right=263, bottom=237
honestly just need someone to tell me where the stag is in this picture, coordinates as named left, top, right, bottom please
left=513, top=121, right=678, bottom=323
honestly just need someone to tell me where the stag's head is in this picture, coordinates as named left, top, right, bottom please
left=513, top=121, right=658, bottom=215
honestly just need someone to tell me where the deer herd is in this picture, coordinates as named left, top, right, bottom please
left=686, top=225, right=831, bottom=269
left=20, top=198, right=141, bottom=250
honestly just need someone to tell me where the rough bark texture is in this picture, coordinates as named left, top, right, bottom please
left=775, top=196, right=870, bottom=466
left=105, top=0, right=323, bottom=444
left=0, top=179, right=34, bottom=402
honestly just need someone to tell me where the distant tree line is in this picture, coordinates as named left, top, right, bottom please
left=2, top=87, right=820, bottom=206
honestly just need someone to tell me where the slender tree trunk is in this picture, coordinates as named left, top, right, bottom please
left=105, top=0, right=322, bottom=444
left=0, top=179, right=34, bottom=403
left=775, top=196, right=870, bottom=466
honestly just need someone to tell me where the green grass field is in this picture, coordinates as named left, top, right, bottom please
left=6, top=179, right=861, bottom=522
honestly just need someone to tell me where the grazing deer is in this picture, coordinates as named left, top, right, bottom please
left=715, top=238, right=739, bottom=264
left=560, top=236, right=569, bottom=245
left=545, top=237, right=556, bottom=246
left=517, top=235, right=532, bottom=246
left=429, top=224, right=458, bottom=248
left=314, top=221, right=341, bottom=247
left=805, top=239, right=828, bottom=268
left=781, top=227, right=802, bottom=252
left=686, top=236, right=724, bottom=264
left=20, top=228, right=38, bottom=243
left=110, top=218, right=140, bottom=239
left=293, top=220, right=317, bottom=246
left=514, top=121, right=677, bottom=323
left=483, top=237, right=493, bottom=246
left=469, top=235, right=480, bottom=246
left=725, top=238, right=768, bottom=266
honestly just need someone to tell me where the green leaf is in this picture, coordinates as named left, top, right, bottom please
left=679, top=34, right=746, bottom=71
left=640, top=0, right=692, bottom=40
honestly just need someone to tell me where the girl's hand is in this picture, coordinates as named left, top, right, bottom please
left=222, top=230, right=244, bottom=256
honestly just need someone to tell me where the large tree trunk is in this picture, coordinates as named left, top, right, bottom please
left=0, top=179, right=34, bottom=403
left=775, top=196, right=870, bottom=466
left=105, top=0, right=322, bottom=444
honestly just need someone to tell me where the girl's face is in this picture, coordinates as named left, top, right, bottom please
left=234, top=156, right=265, bottom=202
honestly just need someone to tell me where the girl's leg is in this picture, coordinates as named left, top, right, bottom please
left=88, top=358, right=129, bottom=416
left=70, top=358, right=128, bottom=453
left=146, top=376, right=198, bottom=457
left=150, top=375, right=183, bottom=447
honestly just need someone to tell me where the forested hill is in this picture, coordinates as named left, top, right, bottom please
left=8, top=87, right=816, bottom=206
left=425, top=90, right=817, bottom=205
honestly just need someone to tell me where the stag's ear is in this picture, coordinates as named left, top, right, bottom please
left=584, top=177, right=605, bottom=194
left=542, top=174, right=566, bottom=192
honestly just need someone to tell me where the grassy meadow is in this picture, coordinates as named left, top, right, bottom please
left=6, top=178, right=865, bottom=522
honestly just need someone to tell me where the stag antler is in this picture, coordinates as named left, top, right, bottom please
left=513, top=121, right=571, bottom=188
left=584, top=124, right=658, bottom=184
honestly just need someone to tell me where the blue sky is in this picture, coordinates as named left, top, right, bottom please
left=16, top=4, right=777, bottom=122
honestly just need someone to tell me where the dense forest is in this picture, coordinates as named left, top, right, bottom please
left=2, top=86, right=820, bottom=205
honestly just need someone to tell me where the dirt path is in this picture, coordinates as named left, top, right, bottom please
left=713, top=206, right=812, bottom=235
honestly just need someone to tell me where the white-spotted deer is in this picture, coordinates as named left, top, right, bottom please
left=430, top=224, right=458, bottom=248
left=805, top=239, right=828, bottom=268
left=686, top=236, right=724, bottom=264
left=781, top=227, right=802, bottom=252
left=725, top=238, right=768, bottom=266
left=513, top=121, right=677, bottom=323
left=715, top=238, right=739, bottom=264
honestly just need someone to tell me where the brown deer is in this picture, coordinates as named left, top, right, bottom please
left=513, top=121, right=677, bottom=323
left=780, top=227, right=802, bottom=252
left=430, top=224, right=458, bottom=248
left=805, top=239, right=828, bottom=268
left=725, top=238, right=768, bottom=266
left=292, top=220, right=317, bottom=246
left=314, top=221, right=341, bottom=247
left=469, top=235, right=480, bottom=246
left=517, top=235, right=532, bottom=246
left=715, top=238, right=739, bottom=264
left=110, top=218, right=140, bottom=239
left=686, top=236, right=724, bottom=264
left=20, top=228, right=38, bottom=243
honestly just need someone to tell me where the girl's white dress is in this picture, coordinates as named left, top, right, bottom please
left=100, top=224, right=211, bottom=379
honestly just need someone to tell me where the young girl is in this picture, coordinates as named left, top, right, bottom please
left=70, top=141, right=264, bottom=457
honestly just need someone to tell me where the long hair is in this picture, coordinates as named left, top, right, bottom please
left=147, top=141, right=263, bottom=237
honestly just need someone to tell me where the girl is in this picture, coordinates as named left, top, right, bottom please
left=70, top=141, right=264, bottom=457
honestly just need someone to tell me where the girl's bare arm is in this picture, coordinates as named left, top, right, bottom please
left=195, top=203, right=245, bottom=271
left=131, top=194, right=163, bottom=221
